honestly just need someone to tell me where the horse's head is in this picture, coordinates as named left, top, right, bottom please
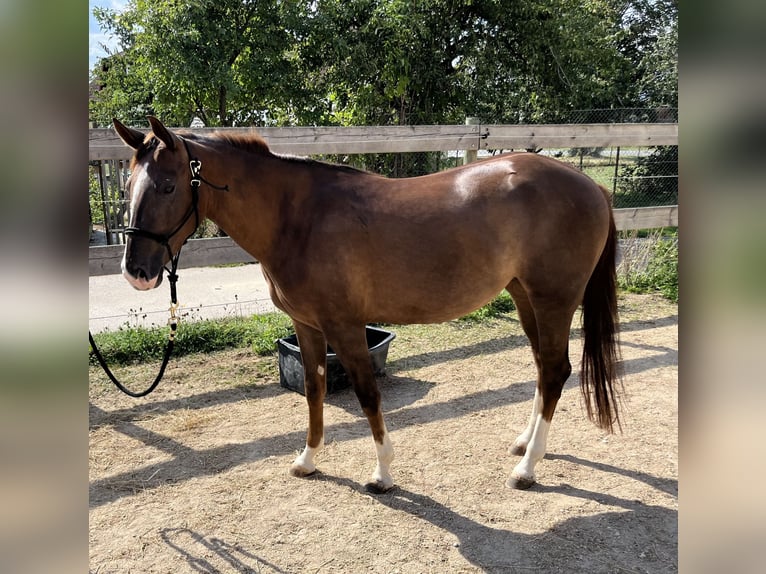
left=113, top=117, right=198, bottom=290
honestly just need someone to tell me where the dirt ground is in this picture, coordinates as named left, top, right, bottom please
left=89, top=293, right=677, bottom=573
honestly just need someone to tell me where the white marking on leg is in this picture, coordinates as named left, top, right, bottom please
left=317, top=365, right=325, bottom=376
left=512, top=388, right=541, bottom=453
left=370, top=424, right=395, bottom=490
left=291, top=437, right=324, bottom=476
left=511, top=416, right=550, bottom=485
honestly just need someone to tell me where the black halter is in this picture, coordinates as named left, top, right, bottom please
left=123, top=138, right=228, bottom=301
left=89, top=137, right=229, bottom=397
left=125, top=139, right=204, bottom=267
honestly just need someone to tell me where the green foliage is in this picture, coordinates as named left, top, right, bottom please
left=90, top=0, right=677, bottom=139
left=567, top=147, right=605, bottom=158
left=615, top=0, right=678, bottom=108
left=88, top=165, right=103, bottom=225
left=90, top=313, right=294, bottom=366
left=303, top=0, right=630, bottom=127
left=459, top=292, right=516, bottom=322
left=89, top=48, right=154, bottom=127
left=618, top=233, right=678, bottom=302
left=92, top=0, right=317, bottom=126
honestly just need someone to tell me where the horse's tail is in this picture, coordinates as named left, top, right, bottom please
left=580, top=187, right=623, bottom=433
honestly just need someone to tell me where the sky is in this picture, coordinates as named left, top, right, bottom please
left=89, top=0, right=127, bottom=71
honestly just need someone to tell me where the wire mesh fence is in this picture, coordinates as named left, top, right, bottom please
left=561, top=107, right=678, bottom=124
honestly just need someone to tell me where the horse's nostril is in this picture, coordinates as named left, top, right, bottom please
left=131, top=264, right=150, bottom=281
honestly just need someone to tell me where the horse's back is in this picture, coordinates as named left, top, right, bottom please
left=367, top=152, right=612, bottom=274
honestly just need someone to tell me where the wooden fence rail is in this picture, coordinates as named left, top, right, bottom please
left=89, top=122, right=677, bottom=160
left=89, top=122, right=678, bottom=275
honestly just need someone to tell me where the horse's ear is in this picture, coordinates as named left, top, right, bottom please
left=147, top=116, right=177, bottom=151
left=113, top=118, right=146, bottom=150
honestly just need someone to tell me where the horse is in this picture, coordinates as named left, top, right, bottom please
left=112, top=116, right=622, bottom=492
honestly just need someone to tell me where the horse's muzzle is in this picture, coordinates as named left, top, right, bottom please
left=123, top=269, right=163, bottom=291
left=122, top=259, right=164, bottom=290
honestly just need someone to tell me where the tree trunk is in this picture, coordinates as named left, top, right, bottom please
left=219, top=86, right=229, bottom=126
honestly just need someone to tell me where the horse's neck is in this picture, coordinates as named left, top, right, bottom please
left=200, top=148, right=292, bottom=265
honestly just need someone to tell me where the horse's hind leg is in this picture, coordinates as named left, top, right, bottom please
left=323, top=324, right=394, bottom=493
left=290, top=321, right=328, bottom=477
left=506, top=282, right=578, bottom=490
left=506, top=280, right=542, bottom=457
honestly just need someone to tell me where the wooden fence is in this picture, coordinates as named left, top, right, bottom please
left=89, top=123, right=678, bottom=275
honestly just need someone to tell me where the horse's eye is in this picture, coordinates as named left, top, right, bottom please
left=162, top=183, right=176, bottom=194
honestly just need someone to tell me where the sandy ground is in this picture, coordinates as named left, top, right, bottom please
left=89, top=292, right=677, bottom=573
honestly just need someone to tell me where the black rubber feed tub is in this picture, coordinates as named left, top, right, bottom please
left=277, top=326, right=396, bottom=395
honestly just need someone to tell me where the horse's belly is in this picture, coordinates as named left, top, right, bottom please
left=368, top=265, right=512, bottom=324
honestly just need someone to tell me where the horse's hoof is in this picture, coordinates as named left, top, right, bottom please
left=509, top=443, right=527, bottom=456
left=506, top=475, right=536, bottom=490
left=289, top=464, right=317, bottom=478
left=364, top=480, right=394, bottom=494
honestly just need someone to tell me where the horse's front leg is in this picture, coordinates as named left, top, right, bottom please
left=289, top=321, right=327, bottom=477
left=325, top=325, right=395, bottom=493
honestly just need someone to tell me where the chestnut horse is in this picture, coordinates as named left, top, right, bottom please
left=113, top=116, right=621, bottom=492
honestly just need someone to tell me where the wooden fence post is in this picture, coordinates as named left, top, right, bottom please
left=464, top=117, right=480, bottom=164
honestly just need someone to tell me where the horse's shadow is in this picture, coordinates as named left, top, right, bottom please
left=149, top=452, right=677, bottom=573
left=323, top=373, right=433, bottom=413
left=310, top=472, right=677, bottom=573
left=325, top=332, right=526, bottom=414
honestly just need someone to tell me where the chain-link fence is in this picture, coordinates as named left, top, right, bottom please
left=561, top=107, right=678, bottom=124
left=537, top=145, right=677, bottom=209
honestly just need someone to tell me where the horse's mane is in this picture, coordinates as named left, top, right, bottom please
left=181, top=130, right=272, bottom=156
left=180, top=129, right=372, bottom=176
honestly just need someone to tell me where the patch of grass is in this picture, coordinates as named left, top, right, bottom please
left=619, top=226, right=677, bottom=239
left=618, top=230, right=678, bottom=302
left=90, top=293, right=519, bottom=367
left=459, top=291, right=516, bottom=322
left=90, top=313, right=294, bottom=366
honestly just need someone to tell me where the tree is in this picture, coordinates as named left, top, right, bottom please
left=300, top=0, right=631, bottom=126
left=609, top=1, right=677, bottom=208
left=92, top=0, right=317, bottom=126
left=89, top=50, right=154, bottom=128
left=611, top=0, right=678, bottom=107
left=296, top=0, right=632, bottom=174
left=90, top=0, right=676, bottom=133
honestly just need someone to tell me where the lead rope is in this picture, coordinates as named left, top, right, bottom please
left=88, top=252, right=182, bottom=398
left=89, top=137, right=228, bottom=397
